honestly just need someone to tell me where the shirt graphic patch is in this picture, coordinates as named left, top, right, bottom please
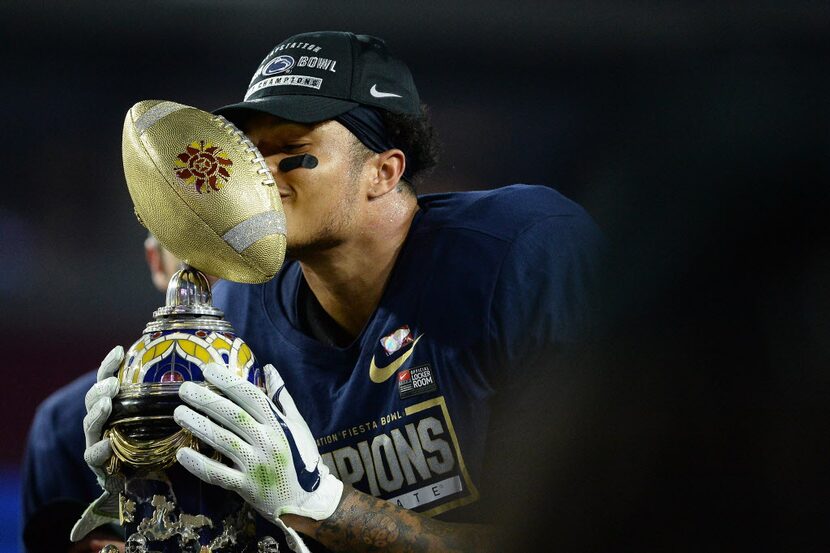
left=398, top=364, right=437, bottom=399
left=316, top=396, right=478, bottom=517
left=381, top=325, right=413, bottom=355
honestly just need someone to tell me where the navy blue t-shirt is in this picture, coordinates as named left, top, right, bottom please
left=213, top=184, right=603, bottom=520
left=20, top=184, right=602, bottom=547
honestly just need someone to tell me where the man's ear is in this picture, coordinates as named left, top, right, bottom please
left=144, top=238, right=170, bottom=293
left=367, top=149, right=406, bottom=199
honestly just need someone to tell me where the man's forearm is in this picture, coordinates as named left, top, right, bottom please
left=283, top=485, right=499, bottom=553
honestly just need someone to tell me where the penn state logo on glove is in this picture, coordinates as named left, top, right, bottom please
left=122, top=100, right=286, bottom=283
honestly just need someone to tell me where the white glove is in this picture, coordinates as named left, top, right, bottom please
left=70, top=346, right=124, bottom=542
left=174, top=364, right=343, bottom=541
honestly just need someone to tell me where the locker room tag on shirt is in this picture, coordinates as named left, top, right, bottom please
left=398, top=363, right=437, bottom=399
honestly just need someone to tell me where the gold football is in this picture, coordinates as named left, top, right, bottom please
left=122, top=100, right=286, bottom=283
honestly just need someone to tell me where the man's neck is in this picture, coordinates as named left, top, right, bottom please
left=298, top=194, right=419, bottom=340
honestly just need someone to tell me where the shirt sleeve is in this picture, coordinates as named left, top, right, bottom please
left=488, top=208, right=605, bottom=383
left=477, top=207, right=605, bottom=523
left=20, top=373, right=101, bottom=549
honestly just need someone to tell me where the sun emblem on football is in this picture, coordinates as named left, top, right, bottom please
left=173, top=140, right=233, bottom=194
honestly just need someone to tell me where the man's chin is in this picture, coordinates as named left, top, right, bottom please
left=286, top=237, right=343, bottom=261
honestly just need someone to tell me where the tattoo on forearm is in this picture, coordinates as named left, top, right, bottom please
left=310, top=485, right=497, bottom=553
left=359, top=511, right=399, bottom=547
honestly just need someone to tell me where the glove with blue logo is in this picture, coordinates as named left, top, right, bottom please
left=174, top=364, right=344, bottom=548
left=70, top=346, right=125, bottom=542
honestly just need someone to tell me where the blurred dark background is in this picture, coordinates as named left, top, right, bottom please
left=1, top=1, right=828, bottom=551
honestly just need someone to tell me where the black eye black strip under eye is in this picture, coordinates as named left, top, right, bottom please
left=278, top=154, right=319, bottom=172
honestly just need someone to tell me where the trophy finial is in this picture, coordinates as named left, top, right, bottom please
left=164, top=265, right=212, bottom=310
left=151, top=265, right=225, bottom=321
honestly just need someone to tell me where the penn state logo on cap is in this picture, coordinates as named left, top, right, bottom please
left=261, top=55, right=295, bottom=76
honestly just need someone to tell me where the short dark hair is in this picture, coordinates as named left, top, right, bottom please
left=380, top=104, right=440, bottom=193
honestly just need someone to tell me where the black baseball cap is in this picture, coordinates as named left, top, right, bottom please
left=214, top=31, right=420, bottom=124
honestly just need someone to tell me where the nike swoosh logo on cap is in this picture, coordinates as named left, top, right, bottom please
left=370, top=84, right=402, bottom=99
left=369, top=335, right=423, bottom=383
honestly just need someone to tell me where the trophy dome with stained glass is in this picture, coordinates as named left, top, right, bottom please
left=107, top=267, right=266, bottom=472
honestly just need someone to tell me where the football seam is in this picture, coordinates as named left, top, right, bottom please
left=130, top=106, right=269, bottom=279
left=212, top=115, right=276, bottom=188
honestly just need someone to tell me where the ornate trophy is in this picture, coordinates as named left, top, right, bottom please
left=86, top=99, right=288, bottom=552
left=106, top=267, right=267, bottom=552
